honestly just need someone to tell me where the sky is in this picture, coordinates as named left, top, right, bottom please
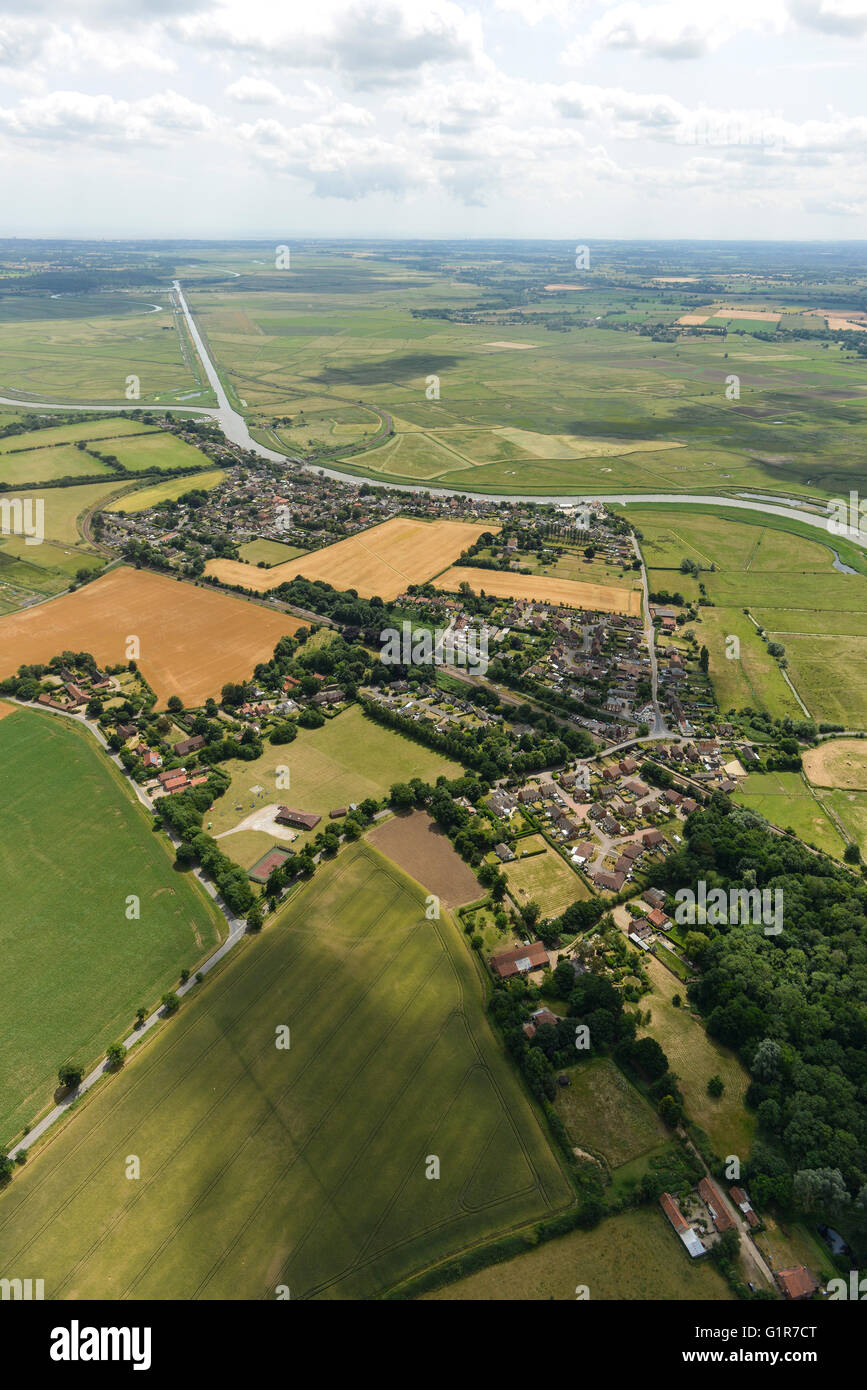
left=0, top=0, right=865, bottom=239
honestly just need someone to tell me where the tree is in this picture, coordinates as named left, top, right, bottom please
left=161, top=991, right=180, bottom=1015
left=844, top=841, right=861, bottom=864
left=751, top=1038, right=782, bottom=1084
left=135, top=1006, right=147, bottom=1027
left=58, top=1062, right=83, bottom=1090
left=106, top=1042, right=126, bottom=1070
left=793, top=1168, right=851, bottom=1217
left=699, top=645, right=710, bottom=674
left=246, top=904, right=264, bottom=932
left=707, top=1074, right=725, bottom=1098
left=167, top=695, right=183, bottom=713
left=521, top=900, right=541, bottom=931
left=658, top=1095, right=682, bottom=1127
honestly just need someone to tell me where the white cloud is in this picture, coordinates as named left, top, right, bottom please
left=0, top=88, right=216, bottom=144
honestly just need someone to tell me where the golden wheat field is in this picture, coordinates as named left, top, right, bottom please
left=204, top=516, right=499, bottom=601
left=432, top=566, right=642, bottom=615
left=0, top=566, right=304, bottom=706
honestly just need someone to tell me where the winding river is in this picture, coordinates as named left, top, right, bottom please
left=2, top=280, right=866, bottom=558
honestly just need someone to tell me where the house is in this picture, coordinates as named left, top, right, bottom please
left=642, top=831, right=664, bottom=849
left=489, top=790, right=517, bottom=819
left=776, top=1266, right=818, bottom=1301
left=621, top=841, right=643, bottom=861
left=116, top=722, right=137, bottom=740
left=140, top=749, right=161, bottom=770
left=698, top=1177, right=735, bottom=1233
left=275, top=807, right=321, bottom=831
left=495, top=842, right=516, bottom=862
left=659, top=1193, right=706, bottom=1258
left=65, top=683, right=89, bottom=706
left=174, top=735, right=205, bottom=757
left=313, top=686, right=345, bottom=706
left=593, top=870, right=625, bottom=892
left=647, top=908, right=669, bottom=930
left=730, top=1186, right=760, bottom=1229
left=490, top=941, right=549, bottom=979
left=643, top=885, right=667, bottom=907
left=681, top=797, right=699, bottom=814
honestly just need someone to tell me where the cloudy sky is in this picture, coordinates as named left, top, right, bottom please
left=0, top=0, right=865, bottom=239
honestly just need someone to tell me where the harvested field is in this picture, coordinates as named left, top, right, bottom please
left=485, top=341, right=536, bottom=349
left=367, top=809, right=482, bottom=907
left=0, top=699, right=16, bottom=719
left=0, top=566, right=303, bottom=707
left=433, top=566, right=642, bottom=615
left=204, top=517, right=498, bottom=601
left=505, top=840, right=589, bottom=917
left=803, top=739, right=867, bottom=791
left=677, top=314, right=709, bottom=326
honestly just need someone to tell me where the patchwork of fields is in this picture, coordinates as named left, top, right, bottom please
left=0, top=566, right=303, bottom=706
left=0, top=843, right=571, bottom=1298
left=630, top=504, right=867, bottom=724
left=205, top=516, right=498, bottom=600
left=0, top=707, right=223, bottom=1140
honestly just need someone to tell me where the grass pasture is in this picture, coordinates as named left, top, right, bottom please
left=637, top=949, right=755, bottom=1157
left=0, top=444, right=115, bottom=486
left=205, top=516, right=498, bottom=600
left=98, top=431, right=214, bottom=473
left=553, top=1057, right=668, bottom=1170
left=237, top=538, right=308, bottom=566
left=0, top=707, right=223, bottom=1140
left=628, top=504, right=867, bottom=723
left=0, top=566, right=304, bottom=707
left=0, top=481, right=129, bottom=545
left=424, top=1206, right=733, bottom=1300
left=505, top=839, right=589, bottom=917
left=0, top=843, right=571, bottom=1299
left=732, top=769, right=844, bottom=857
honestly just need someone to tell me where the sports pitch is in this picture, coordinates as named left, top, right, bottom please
left=0, top=843, right=571, bottom=1298
left=0, top=566, right=304, bottom=707
left=0, top=707, right=223, bottom=1140
left=205, top=516, right=499, bottom=601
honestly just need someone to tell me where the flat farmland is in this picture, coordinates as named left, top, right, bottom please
left=205, top=517, right=498, bottom=600
left=367, top=808, right=481, bottom=907
left=504, top=839, right=590, bottom=917
left=237, top=538, right=308, bottom=565
left=0, top=481, right=130, bottom=544
left=630, top=505, right=867, bottom=722
left=0, top=419, right=162, bottom=453
left=0, top=707, right=223, bottom=1140
left=0, top=566, right=303, bottom=707
left=423, top=1206, right=732, bottom=1300
left=0, top=844, right=571, bottom=1299
left=0, top=444, right=114, bottom=486
left=433, top=566, right=641, bottom=615
left=0, top=296, right=210, bottom=405
left=100, top=431, right=215, bottom=472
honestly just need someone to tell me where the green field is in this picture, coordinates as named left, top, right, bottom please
left=180, top=253, right=867, bottom=502
left=0, top=534, right=104, bottom=599
left=553, top=1057, right=668, bottom=1170
left=0, top=481, right=129, bottom=545
left=638, top=951, right=755, bottom=1157
left=100, top=431, right=215, bottom=473
left=504, top=837, right=590, bottom=917
left=237, top=538, right=309, bottom=566
left=732, top=770, right=845, bottom=857
left=0, top=418, right=163, bottom=453
left=0, top=294, right=214, bottom=405
left=0, top=707, right=224, bottom=1140
left=212, top=704, right=463, bottom=866
left=0, top=444, right=115, bottom=486
left=424, top=1206, right=733, bottom=1300
left=0, top=842, right=571, bottom=1298
left=630, top=504, right=867, bottom=724
left=106, top=470, right=226, bottom=514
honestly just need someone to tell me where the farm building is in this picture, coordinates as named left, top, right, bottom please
left=698, top=1177, right=735, bottom=1233
left=659, top=1193, right=706, bottom=1258
left=730, top=1186, right=760, bottom=1229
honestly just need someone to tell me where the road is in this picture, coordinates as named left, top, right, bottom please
left=632, top=532, right=669, bottom=737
